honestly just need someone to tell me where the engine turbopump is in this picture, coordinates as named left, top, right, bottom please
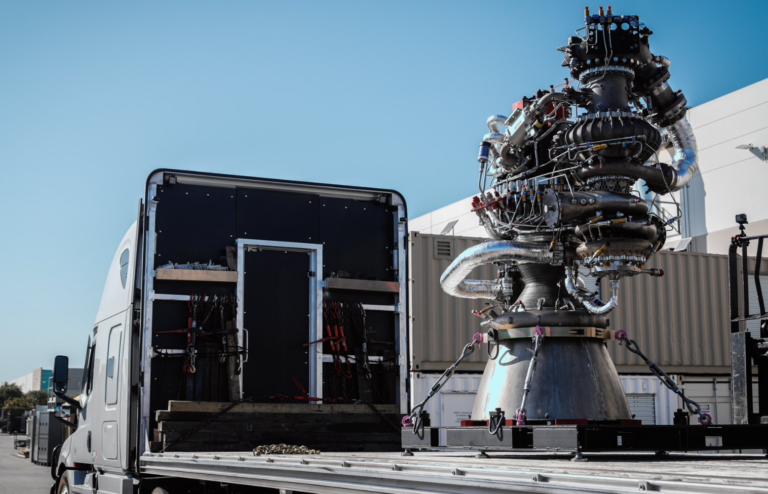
left=441, top=7, right=697, bottom=422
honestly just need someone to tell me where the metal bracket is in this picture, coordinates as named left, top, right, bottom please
left=478, top=326, right=613, bottom=341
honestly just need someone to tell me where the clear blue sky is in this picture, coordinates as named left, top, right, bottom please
left=1, top=1, right=767, bottom=383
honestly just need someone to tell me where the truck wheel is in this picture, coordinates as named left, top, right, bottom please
left=57, top=476, right=69, bottom=494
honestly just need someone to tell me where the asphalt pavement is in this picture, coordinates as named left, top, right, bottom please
left=0, top=433, right=53, bottom=494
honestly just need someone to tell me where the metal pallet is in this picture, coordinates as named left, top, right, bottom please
left=402, top=423, right=768, bottom=454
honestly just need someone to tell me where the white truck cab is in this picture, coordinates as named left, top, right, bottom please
left=52, top=222, right=140, bottom=494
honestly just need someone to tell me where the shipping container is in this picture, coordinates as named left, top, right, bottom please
left=408, top=233, right=496, bottom=372
left=620, top=375, right=679, bottom=425
left=607, top=250, right=731, bottom=373
left=739, top=256, right=768, bottom=336
left=409, top=232, right=765, bottom=375
left=679, top=376, right=760, bottom=424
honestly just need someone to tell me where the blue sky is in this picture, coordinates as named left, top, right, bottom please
left=1, top=0, right=767, bottom=382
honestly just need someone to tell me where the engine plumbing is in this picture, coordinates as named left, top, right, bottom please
left=437, top=7, right=699, bottom=423
left=444, top=6, right=696, bottom=315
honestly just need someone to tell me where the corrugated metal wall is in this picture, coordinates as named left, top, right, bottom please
left=607, top=250, right=731, bottom=370
left=410, top=233, right=742, bottom=373
left=409, top=233, right=495, bottom=371
left=747, top=256, right=768, bottom=275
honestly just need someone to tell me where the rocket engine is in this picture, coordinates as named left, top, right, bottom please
left=441, top=7, right=698, bottom=422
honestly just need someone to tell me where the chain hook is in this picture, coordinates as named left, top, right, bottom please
left=698, top=412, right=713, bottom=426
left=489, top=409, right=505, bottom=435
left=486, top=329, right=500, bottom=360
left=617, top=329, right=712, bottom=427
left=403, top=334, right=483, bottom=434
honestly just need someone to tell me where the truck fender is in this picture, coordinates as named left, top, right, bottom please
left=50, top=444, right=62, bottom=481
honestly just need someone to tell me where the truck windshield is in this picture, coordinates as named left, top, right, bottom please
left=81, top=336, right=91, bottom=394
left=81, top=335, right=96, bottom=395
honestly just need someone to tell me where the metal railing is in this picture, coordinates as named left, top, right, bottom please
left=728, top=214, right=768, bottom=425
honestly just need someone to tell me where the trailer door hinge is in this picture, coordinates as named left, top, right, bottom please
left=307, top=271, right=316, bottom=278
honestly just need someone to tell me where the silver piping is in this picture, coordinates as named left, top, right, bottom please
left=482, top=132, right=505, bottom=144
left=534, top=92, right=569, bottom=111
left=664, top=115, right=698, bottom=191
left=440, top=241, right=552, bottom=299
left=486, top=115, right=508, bottom=134
left=483, top=133, right=507, bottom=174
left=564, top=267, right=619, bottom=315
left=654, top=55, right=671, bottom=69
left=487, top=158, right=508, bottom=179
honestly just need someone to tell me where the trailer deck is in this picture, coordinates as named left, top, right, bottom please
left=141, top=450, right=768, bottom=493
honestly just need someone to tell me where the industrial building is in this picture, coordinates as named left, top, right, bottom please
left=408, top=77, right=768, bottom=432
left=5, top=368, right=53, bottom=393
left=2, top=368, right=84, bottom=397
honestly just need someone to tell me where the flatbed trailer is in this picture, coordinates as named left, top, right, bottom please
left=47, top=169, right=768, bottom=494
left=140, top=450, right=768, bottom=494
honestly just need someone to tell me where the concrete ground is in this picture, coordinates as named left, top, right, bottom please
left=0, top=433, right=52, bottom=494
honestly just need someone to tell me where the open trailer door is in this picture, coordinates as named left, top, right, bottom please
left=139, top=170, right=408, bottom=454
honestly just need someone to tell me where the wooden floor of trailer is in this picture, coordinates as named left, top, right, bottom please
left=141, top=449, right=768, bottom=493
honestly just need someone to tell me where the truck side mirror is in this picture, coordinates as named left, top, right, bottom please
left=53, top=355, right=69, bottom=394
left=52, top=355, right=81, bottom=411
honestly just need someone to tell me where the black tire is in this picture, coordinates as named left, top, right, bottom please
left=56, top=475, right=69, bottom=494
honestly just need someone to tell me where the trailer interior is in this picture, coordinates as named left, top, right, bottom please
left=138, top=170, right=407, bottom=454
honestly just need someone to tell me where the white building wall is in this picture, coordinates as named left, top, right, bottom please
left=6, top=368, right=43, bottom=393
left=409, top=195, right=486, bottom=238
left=683, top=78, right=768, bottom=255
left=410, top=78, right=768, bottom=256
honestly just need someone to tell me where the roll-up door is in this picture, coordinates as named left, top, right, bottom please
left=626, top=393, right=656, bottom=425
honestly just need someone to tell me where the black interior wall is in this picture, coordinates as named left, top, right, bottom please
left=154, top=183, right=396, bottom=280
left=241, top=248, right=310, bottom=400
left=150, top=181, right=400, bottom=421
